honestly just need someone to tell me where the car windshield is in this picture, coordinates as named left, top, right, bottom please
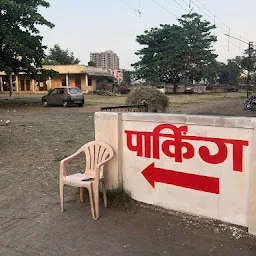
left=68, top=87, right=82, bottom=94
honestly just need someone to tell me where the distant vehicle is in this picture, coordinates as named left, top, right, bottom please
left=156, top=85, right=172, bottom=94
left=42, top=87, right=84, bottom=107
left=184, top=85, right=194, bottom=94
left=244, top=95, right=256, bottom=110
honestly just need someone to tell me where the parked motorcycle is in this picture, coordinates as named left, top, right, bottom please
left=244, top=95, right=256, bottom=110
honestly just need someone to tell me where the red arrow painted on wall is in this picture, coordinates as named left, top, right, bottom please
left=142, top=163, right=220, bottom=194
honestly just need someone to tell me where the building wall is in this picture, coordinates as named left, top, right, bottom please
left=90, top=50, right=120, bottom=70
left=95, top=112, right=256, bottom=236
left=0, top=65, right=112, bottom=93
left=0, top=74, right=98, bottom=93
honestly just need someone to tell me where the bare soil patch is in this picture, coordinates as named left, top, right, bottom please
left=0, top=93, right=256, bottom=255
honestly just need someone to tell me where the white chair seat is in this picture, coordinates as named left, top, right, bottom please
left=64, top=173, right=94, bottom=187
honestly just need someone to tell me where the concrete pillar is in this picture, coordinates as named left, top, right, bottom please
left=15, top=75, right=19, bottom=91
left=85, top=74, right=88, bottom=92
left=66, top=74, right=69, bottom=86
left=49, top=77, right=52, bottom=89
left=0, top=76, right=3, bottom=92
left=32, top=80, right=35, bottom=92
left=95, top=112, right=122, bottom=189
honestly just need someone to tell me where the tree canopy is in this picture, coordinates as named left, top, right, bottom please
left=0, top=0, right=54, bottom=96
left=43, top=44, right=80, bottom=65
left=88, top=61, right=96, bottom=67
left=122, top=70, right=134, bottom=85
left=133, top=13, right=217, bottom=93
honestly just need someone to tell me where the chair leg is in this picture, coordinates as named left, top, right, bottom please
left=60, top=182, right=64, bottom=212
left=93, top=183, right=100, bottom=220
left=88, top=184, right=96, bottom=219
left=80, top=187, right=84, bottom=203
left=102, top=181, right=107, bottom=208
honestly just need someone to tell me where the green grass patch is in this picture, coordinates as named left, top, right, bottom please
left=78, top=187, right=136, bottom=210
left=106, top=187, right=136, bottom=209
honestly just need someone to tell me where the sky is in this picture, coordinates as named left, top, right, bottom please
left=39, top=0, right=256, bottom=69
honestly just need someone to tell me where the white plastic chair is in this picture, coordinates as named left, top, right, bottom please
left=59, top=141, right=114, bottom=219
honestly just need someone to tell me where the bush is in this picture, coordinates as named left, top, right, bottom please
left=126, top=87, right=169, bottom=112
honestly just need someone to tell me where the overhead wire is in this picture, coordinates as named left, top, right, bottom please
left=176, top=0, right=245, bottom=49
left=187, top=0, right=248, bottom=45
left=119, top=0, right=142, bottom=16
left=165, top=0, right=189, bottom=13
left=151, top=0, right=179, bottom=19
left=120, top=0, right=245, bottom=56
left=152, top=0, right=245, bottom=55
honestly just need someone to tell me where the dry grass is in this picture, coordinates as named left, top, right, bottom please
left=87, top=92, right=246, bottom=106
left=126, top=87, right=169, bottom=112
left=0, top=91, right=246, bottom=109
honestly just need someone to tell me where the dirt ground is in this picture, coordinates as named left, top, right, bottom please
left=0, top=94, right=256, bottom=256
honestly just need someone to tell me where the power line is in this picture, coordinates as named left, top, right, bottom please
left=151, top=0, right=179, bottom=18
left=165, top=0, right=189, bottom=13
left=119, top=0, right=142, bottom=16
left=192, top=0, right=229, bottom=30
left=148, top=0, right=245, bottom=54
left=190, top=0, right=249, bottom=43
left=176, top=0, right=245, bottom=49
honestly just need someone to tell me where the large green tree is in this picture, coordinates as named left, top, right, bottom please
left=133, top=13, right=217, bottom=93
left=218, top=57, right=242, bottom=85
left=201, top=61, right=225, bottom=84
left=43, top=44, right=80, bottom=65
left=0, top=0, right=54, bottom=96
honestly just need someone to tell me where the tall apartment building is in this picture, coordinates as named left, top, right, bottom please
left=90, top=50, right=120, bottom=70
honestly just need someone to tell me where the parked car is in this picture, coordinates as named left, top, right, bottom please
left=184, top=85, right=194, bottom=94
left=42, top=87, right=84, bottom=107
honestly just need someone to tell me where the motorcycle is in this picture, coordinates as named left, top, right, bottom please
left=244, top=95, right=256, bottom=110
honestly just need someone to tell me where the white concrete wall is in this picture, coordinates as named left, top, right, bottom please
left=95, top=112, right=256, bottom=235
left=95, top=113, right=123, bottom=189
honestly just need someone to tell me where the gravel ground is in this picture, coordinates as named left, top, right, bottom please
left=0, top=98, right=256, bottom=256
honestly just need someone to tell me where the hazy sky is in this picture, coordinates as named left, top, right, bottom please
left=39, top=0, right=256, bottom=69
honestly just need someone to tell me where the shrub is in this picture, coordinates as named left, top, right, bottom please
left=126, top=87, right=169, bottom=112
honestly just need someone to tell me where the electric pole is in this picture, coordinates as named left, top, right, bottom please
left=224, top=34, right=254, bottom=97
left=247, top=42, right=253, bottom=96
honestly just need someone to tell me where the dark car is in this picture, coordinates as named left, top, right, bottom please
left=42, top=87, right=84, bottom=107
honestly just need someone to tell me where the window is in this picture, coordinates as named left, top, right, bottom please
left=69, top=87, right=82, bottom=94
left=62, top=79, right=66, bottom=86
left=88, top=79, right=92, bottom=86
left=49, top=89, right=57, bottom=95
left=58, top=88, right=65, bottom=94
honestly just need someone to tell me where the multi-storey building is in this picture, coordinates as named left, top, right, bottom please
left=90, top=50, right=120, bottom=70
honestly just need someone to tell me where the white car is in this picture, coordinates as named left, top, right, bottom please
left=156, top=85, right=166, bottom=94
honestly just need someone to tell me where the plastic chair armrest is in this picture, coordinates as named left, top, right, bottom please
left=60, top=151, right=82, bottom=177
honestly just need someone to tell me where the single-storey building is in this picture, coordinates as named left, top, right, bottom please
left=0, top=65, right=115, bottom=93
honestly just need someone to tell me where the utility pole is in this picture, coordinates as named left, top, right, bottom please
left=247, top=42, right=253, bottom=96
left=224, top=34, right=254, bottom=97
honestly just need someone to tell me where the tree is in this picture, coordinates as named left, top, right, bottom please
left=201, top=61, right=225, bottom=84
left=122, top=70, right=134, bottom=85
left=0, top=0, right=54, bottom=97
left=133, top=13, right=217, bottom=93
left=218, top=58, right=242, bottom=85
left=43, top=44, right=80, bottom=65
left=88, top=61, right=96, bottom=67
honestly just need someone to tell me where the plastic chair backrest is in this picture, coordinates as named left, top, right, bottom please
left=80, top=141, right=114, bottom=175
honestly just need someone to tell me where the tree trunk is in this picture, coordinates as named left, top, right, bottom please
left=173, top=83, right=178, bottom=94
left=8, top=75, right=13, bottom=98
